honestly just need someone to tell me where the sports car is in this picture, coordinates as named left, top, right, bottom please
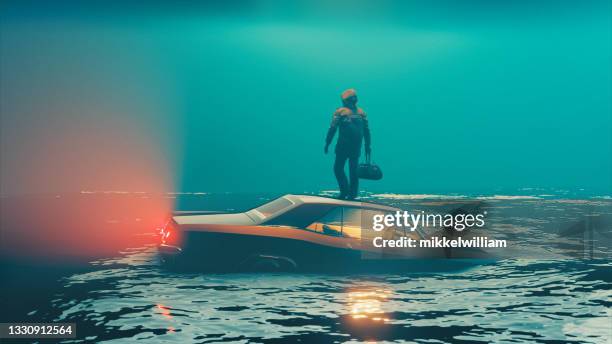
left=158, top=194, right=491, bottom=272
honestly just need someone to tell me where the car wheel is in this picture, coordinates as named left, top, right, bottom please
left=243, top=254, right=297, bottom=272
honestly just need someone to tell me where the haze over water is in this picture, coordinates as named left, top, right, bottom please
left=1, top=1, right=610, bottom=196
left=1, top=2, right=610, bottom=343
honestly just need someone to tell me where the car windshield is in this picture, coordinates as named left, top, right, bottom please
left=249, top=197, right=294, bottom=219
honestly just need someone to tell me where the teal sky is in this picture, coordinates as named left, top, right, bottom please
left=1, top=1, right=610, bottom=195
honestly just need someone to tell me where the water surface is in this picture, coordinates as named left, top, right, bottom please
left=16, top=192, right=610, bottom=343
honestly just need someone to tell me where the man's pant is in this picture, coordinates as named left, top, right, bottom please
left=334, top=154, right=359, bottom=199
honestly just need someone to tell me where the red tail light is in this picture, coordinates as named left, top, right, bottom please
left=160, top=219, right=182, bottom=247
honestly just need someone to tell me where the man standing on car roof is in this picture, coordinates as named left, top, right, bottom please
left=325, top=88, right=371, bottom=200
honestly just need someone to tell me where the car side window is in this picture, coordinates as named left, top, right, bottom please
left=306, top=207, right=343, bottom=236
left=342, top=208, right=364, bottom=238
left=306, top=207, right=368, bottom=238
left=356, top=209, right=395, bottom=240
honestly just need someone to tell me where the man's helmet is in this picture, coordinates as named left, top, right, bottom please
left=341, top=88, right=357, bottom=106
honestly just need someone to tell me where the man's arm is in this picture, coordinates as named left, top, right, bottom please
left=363, top=113, right=371, bottom=156
left=325, top=111, right=341, bottom=153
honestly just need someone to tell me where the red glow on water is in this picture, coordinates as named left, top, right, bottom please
left=0, top=116, right=176, bottom=262
left=156, top=304, right=176, bottom=333
left=0, top=192, right=173, bottom=262
left=157, top=304, right=172, bottom=319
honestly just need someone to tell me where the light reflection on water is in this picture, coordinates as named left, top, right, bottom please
left=347, top=289, right=392, bottom=322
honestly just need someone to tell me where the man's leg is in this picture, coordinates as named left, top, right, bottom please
left=334, top=154, right=349, bottom=199
left=347, top=156, right=359, bottom=200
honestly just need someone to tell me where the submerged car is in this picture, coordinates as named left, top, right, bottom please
left=158, top=194, right=491, bottom=272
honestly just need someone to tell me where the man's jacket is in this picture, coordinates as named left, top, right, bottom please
left=326, top=107, right=371, bottom=158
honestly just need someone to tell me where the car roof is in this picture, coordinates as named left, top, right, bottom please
left=284, top=194, right=398, bottom=212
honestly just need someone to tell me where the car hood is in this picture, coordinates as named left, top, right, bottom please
left=173, top=213, right=256, bottom=226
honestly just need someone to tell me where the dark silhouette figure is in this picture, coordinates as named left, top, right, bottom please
left=325, top=89, right=371, bottom=200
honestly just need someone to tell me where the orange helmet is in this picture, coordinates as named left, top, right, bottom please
left=341, top=88, right=357, bottom=106
left=341, top=88, right=357, bottom=100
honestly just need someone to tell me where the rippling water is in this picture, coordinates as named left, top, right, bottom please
left=6, top=192, right=612, bottom=343
left=48, top=251, right=611, bottom=343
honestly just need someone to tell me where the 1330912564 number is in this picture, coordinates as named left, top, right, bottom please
left=0, top=323, right=76, bottom=338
